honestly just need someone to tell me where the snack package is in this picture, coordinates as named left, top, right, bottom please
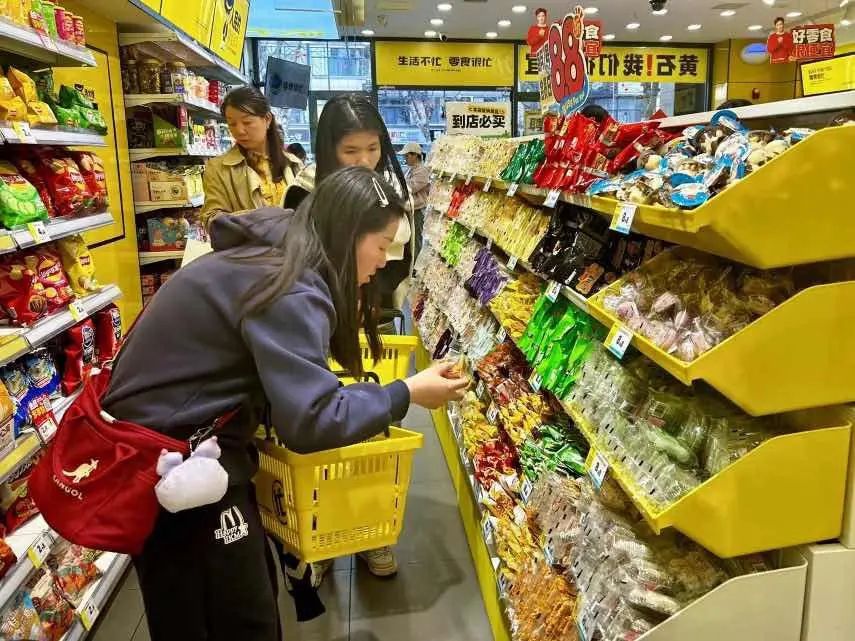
left=61, top=318, right=95, bottom=395
left=0, top=384, right=15, bottom=453
left=33, top=150, right=94, bottom=217
left=28, top=247, right=73, bottom=313
left=1, top=464, right=40, bottom=533
left=27, top=101, right=57, bottom=127
left=52, top=105, right=80, bottom=129
left=0, top=591, right=43, bottom=641
left=7, top=68, right=38, bottom=104
left=0, top=539, right=17, bottom=580
left=0, top=161, right=50, bottom=229
left=56, top=235, right=98, bottom=294
left=58, top=84, right=93, bottom=110
left=72, top=152, right=108, bottom=210
left=0, top=254, right=49, bottom=326
left=24, top=349, right=59, bottom=399
left=28, top=569, right=74, bottom=641
left=0, top=363, right=30, bottom=436
left=77, top=106, right=107, bottom=135
left=47, top=543, right=101, bottom=608
left=13, top=157, right=55, bottom=218
left=93, top=304, right=121, bottom=365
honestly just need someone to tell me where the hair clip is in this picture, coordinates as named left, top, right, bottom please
left=372, top=177, right=390, bottom=208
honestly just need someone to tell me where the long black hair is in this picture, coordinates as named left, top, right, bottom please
left=314, top=93, right=409, bottom=201
left=233, top=166, right=406, bottom=374
left=221, top=86, right=291, bottom=184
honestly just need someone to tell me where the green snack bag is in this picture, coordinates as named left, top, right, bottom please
left=53, top=105, right=81, bottom=128
left=0, top=162, right=49, bottom=228
left=153, top=113, right=181, bottom=148
left=59, top=85, right=94, bottom=110
left=78, top=107, right=108, bottom=135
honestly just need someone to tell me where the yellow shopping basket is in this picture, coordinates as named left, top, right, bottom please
left=255, top=334, right=423, bottom=562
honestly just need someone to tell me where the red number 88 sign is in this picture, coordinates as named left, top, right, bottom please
left=547, top=6, right=590, bottom=112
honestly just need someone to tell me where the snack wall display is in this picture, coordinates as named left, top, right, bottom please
left=0, top=1, right=88, bottom=48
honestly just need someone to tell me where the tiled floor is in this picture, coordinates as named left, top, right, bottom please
left=90, top=404, right=493, bottom=641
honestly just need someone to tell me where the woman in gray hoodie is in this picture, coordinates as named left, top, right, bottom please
left=102, top=167, right=468, bottom=641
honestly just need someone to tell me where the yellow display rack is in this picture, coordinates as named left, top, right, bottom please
left=586, top=247, right=855, bottom=416
left=567, top=402, right=851, bottom=557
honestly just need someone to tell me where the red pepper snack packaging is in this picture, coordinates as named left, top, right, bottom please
left=93, top=304, right=121, bottom=366
left=0, top=254, right=48, bottom=326
left=61, top=318, right=95, bottom=395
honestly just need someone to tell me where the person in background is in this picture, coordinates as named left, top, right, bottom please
left=286, top=142, right=308, bottom=164
left=401, top=142, right=430, bottom=258
left=581, top=104, right=610, bottom=123
left=104, top=167, right=469, bottom=641
left=201, top=87, right=301, bottom=229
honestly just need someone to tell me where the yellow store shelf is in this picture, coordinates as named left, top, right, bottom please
left=587, top=248, right=855, bottom=415
left=567, top=402, right=851, bottom=557
left=576, top=126, right=855, bottom=268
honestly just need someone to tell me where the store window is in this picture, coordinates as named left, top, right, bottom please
left=378, top=88, right=513, bottom=146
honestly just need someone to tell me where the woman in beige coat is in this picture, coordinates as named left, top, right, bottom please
left=201, top=86, right=302, bottom=229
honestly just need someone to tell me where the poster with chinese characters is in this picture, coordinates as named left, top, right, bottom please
left=375, top=41, right=514, bottom=87
left=265, top=58, right=310, bottom=110
left=538, top=7, right=590, bottom=116
left=583, top=20, right=603, bottom=59
left=790, top=24, right=836, bottom=61
left=445, top=102, right=511, bottom=137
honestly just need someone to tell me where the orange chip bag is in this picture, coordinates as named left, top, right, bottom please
left=26, top=247, right=73, bottom=313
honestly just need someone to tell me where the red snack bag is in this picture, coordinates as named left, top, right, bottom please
left=61, top=318, right=95, bottom=395
left=33, top=148, right=92, bottom=217
left=93, top=304, right=121, bottom=366
left=72, top=151, right=108, bottom=211
left=0, top=539, right=16, bottom=580
left=29, top=247, right=73, bottom=313
left=13, top=156, right=55, bottom=218
left=0, top=254, right=48, bottom=326
left=1, top=461, right=40, bottom=533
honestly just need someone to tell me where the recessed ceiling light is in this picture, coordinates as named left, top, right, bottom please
left=486, top=31, right=498, bottom=38
left=603, top=33, right=616, bottom=40
left=652, top=8, right=668, bottom=15
left=626, top=22, right=641, bottom=29
left=842, top=18, right=853, bottom=25
left=762, top=0, right=775, bottom=5
left=584, top=7, right=598, bottom=14
left=425, top=30, right=437, bottom=37
left=720, top=9, right=736, bottom=17
left=748, top=24, right=763, bottom=31
left=687, top=23, right=702, bottom=30
left=786, top=11, right=802, bottom=17
left=430, top=18, right=444, bottom=26
left=512, top=5, right=528, bottom=13
left=437, top=3, right=452, bottom=12
left=660, top=34, right=673, bottom=41
left=361, top=29, right=375, bottom=36
left=498, top=19, right=512, bottom=27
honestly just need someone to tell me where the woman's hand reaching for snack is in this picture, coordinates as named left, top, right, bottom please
left=404, top=362, right=470, bottom=409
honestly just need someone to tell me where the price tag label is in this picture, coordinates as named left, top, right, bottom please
left=506, top=182, right=519, bottom=197
left=483, top=178, right=492, bottom=192
left=27, top=533, right=52, bottom=568
left=465, top=174, right=472, bottom=185
left=475, top=379, right=485, bottom=398
left=529, top=371, right=542, bottom=392
left=605, top=323, right=633, bottom=359
left=610, top=203, right=637, bottom=235
left=486, top=402, right=499, bottom=425
left=506, top=256, right=518, bottom=271
left=482, top=517, right=493, bottom=542
left=588, top=451, right=609, bottom=490
left=27, top=221, right=50, bottom=244
left=68, top=299, right=86, bottom=322
left=544, top=189, right=561, bottom=208
left=520, top=477, right=533, bottom=503
left=545, top=281, right=562, bottom=302
left=12, top=121, right=37, bottom=143
left=37, top=416, right=57, bottom=443
left=78, top=600, right=100, bottom=630
left=496, top=327, right=507, bottom=343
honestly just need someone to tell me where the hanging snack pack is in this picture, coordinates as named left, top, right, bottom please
left=0, top=161, right=50, bottom=228
left=61, top=318, right=95, bottom=395
left=56, top=235, right=98, bottom=294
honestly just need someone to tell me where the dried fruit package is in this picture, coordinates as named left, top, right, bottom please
left=0, top=161, right=49, bottom=229
left=56, top=235, right=99, bottom=295
left=47, top=542, right=102, bottom=608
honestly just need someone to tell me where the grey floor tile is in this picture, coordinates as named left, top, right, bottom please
left=394, top=483, right=473, bottom=565
left=279, top=571, right=351, bottom=641
left=90, top=574, right=145, bottom=641
left=131, top=618, right=152, bottom=641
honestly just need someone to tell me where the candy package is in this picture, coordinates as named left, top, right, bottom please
left=61, top=318, right=95, bottom=395
left=0, top=161, right=49, bottom=229
left=56, top=235, right=98, bottom=295
left=93, top=304, right=121, bottom=365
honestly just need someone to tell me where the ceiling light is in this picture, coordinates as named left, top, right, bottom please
left=584, top=7, right=598, bottom=14
left=425, top=30, right=437, bottom=37
left=652, top=8, right=668, bottom=15
left=430, top=18, right=444, bottom=26
left=512, top=5, right=528, bottom=13
left=687, top=23, right=702, bottom=30
left=842, top=18, right=853, bottom=25
left=498, top=19, right=512, bottom=27
left=660, top=34, right=673, bottom=41
left=842, top=0, right=850, bottom=7
left=786, top=11, right=802, bottom=17
left=361, top=29, right=375, bottom=36
left=720, top=9, right=736, bottom=17
left=437, top=3, right=452, bottom=12
left=603, top=33, right=616, bottom=40
left=762, top=0, right=775, bottom=5
left=486, top=31, right=498, bottom=38
left=626, top=22, right=641, bottom=29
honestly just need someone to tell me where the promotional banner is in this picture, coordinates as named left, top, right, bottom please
left=523, top=110, right=544, bottom=135
left=538, top=7, right=590, bottom=115
left=265, top=58, right=311, bottom=109
left=801, top=54, right=854, bottom=95
left=209, top=0, right=249, bottom=68
left=375, top=41, right=514, bottom=87
left=767, top=18, right=835, bottom=63
left=445, top=102, right=511, bottom=137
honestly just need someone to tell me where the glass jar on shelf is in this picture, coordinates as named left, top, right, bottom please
left=122, top=59, right=140, bottom=94
left=170, top=62, right=189, bottom=96
left=139, top=58, right=162, bottom=94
